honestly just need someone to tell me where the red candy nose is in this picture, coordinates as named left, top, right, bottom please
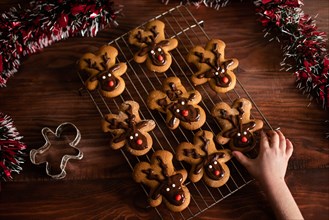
left=182, top=110, right=189, bottom=117
left=108, top=80, right=115, bottom=87
left=221, top=76, right=229, bottom=84
left=175, top=194, right=182, bottom=201
left=214, top=170, right=220, bottom=176
left=158, top=55, right=164, bottom=61
left=241, top=136, right=248, bottom=143
left=136, top=139, right=143, bottom=145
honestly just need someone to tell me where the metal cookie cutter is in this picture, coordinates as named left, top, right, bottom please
left=30, top=122, right=83, bottom=179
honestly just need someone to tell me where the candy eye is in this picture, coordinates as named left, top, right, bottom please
left=209, top=165, right=213, bottom=169
left=176, top=109, right=180, bottom=113
left=129, top=136, right=134, bottom=140
left=150, top=50, right=155, bottom=55
left=166, top=187, right=170, bottom=192
left=157, top=47, right=162, bottom=52
left=243, top=131, right=247, bottom=135
left=135, top=133, right=138, bottom=137
left=172, top=184, right=176, bottom=188
left=214, top=161, right=218, bottom=165
left=181, top=101, right=185, bottom=105
left=108, top=73, right=112, bottom=77
left=215, top=71, right=219, bottom=76
left=237, top=133, right=241, bottom=137
left=102, top=76, right=106, bottom=80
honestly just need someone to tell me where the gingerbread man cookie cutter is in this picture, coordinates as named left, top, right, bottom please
left=30, top=122, right=83, bottom=179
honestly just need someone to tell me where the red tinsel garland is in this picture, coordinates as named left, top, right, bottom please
left=255, top=0, right=329, bottom=109
left=0, top=0, right=121, bottom=87
left=0, top=112, right=26, bottom=180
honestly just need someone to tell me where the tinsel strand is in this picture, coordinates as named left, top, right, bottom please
left=254, top=0, right=329, bottom=109
left=0, top=0, right=122, bottom=87
left=0, top=112, right=27, bottom=180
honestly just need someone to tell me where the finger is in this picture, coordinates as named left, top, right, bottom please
left=276, top=129, right=287, bottom=150
left=285, top=138, right=294, bottom=158
left=267, top=130, right=279, bottom=148
left=260, top=130, right=270, bottom=150
left=232, top=151, right=252, bottom=168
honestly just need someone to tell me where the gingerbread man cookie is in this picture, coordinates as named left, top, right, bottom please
left=133, top=150, right=190, bottom=212
left=211, top=98, right=263, bottom=153
left=147, top=77, right=206, bottom=130
left=128, top=20, right=178, bottom=73
left=78, top=45, right=127, bottom=98
left=176, top=130, right=232, bottom=188
left=101, top=100, right=156, bottom=156
left=186, top=39, right=238, bottom=93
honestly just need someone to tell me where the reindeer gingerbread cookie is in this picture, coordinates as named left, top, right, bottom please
left=176, top=130, right=232, bottom=188
left=128, top=20, right=178, bottom=73
left=101, top=100, right=156, bottom=156
left=186, top=39, right=239, bottom=93
left=211, top=98, right=263, bottom=153
left=78, top=45, right=127, bottom=98
left=133, top=150, right=190, bottom=212
left=147, top=77, right=206, bottom=130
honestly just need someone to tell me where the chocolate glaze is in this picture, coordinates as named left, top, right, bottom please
left=87, top=60, right=122, bottom=92
left=157, top=82, right=201, bottom=127
left=106, top=104, right=149, bottom=150
left=134, top=26, right=170, bottom=67
left=197, top=68, right=232, bottom=87
left=142, top=156, right=186, bottom=206
left=182, top=132, right=226, bottom=181
left=204, top=156, right=225, bottom=180
left=169, top=98, right=200, bottom=122
left=220, top=103, right=257, bottom=150
left=193, top=43, right=235, bottom=88
left=194, top=153, right=226, bottom=181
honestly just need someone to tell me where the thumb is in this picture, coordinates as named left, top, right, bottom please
left=232, top=151, right=251, bottom=168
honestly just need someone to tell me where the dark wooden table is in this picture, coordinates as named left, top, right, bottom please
left=0, top=0, right=328, bottom=219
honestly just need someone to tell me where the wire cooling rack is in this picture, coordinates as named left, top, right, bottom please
left=78, top=5, right=272, bottom=220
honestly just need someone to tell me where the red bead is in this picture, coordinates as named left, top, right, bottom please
left=136, top=139, right=143, bottom=145
left=158, top=55, right=164, bottom=61
left=222, top=76, right=229, bottom=84
left=17, top=44, right=23, bottom=54
left=241, top=136, right=248, bottom=143
left=4, top=169, right=11, bottom=177
left=214, top=170, right=220, bottom=176
left=108, top=80, right=114, bottom=87
left=175, top=194, right=182, bottom=201
left=182, top=110, right=189, bottom=117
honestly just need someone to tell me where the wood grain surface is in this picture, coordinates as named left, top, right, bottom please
left=0, top=0, right=328, bottom=219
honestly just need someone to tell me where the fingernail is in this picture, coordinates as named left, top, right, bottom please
left=275, top=127, right=281, bottom=131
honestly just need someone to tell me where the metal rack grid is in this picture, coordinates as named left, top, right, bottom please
left=78, top=5, right=272, bottom=220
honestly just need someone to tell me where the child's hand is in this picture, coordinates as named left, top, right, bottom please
left=232, top=129, right=293, bottom=186
left=232, top=129, right=303, bottom=219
